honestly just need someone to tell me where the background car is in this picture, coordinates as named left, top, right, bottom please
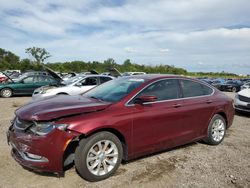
left=0, top=72, right=7, bottom=83
left=122, top=72, right=146, bottom=76
left=234, top=88, right=250, bottom=113
left=214, top=80, right=243, bottom=92
left=241, top=81, right=250, bottom=90
left=0, top=72, right=62, bottom=98
left=8, top=74, right=234, bottom=181
left=32, top=75, right=114, bottom=100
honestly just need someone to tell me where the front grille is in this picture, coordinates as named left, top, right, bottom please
left=238, top=95, right=250, bottom=103
left=235, top=105, right=250, bottom=110
left=13, top=117, right=34, bottom=132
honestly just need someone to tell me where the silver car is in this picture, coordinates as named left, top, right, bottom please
left=234, top=88, right=250, bottom=113
left=32, top=75, right=114, bottom=100
left=241, top=82, right=250, bottom=90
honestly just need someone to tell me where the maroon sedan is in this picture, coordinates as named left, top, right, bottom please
left=7, top=74, right=234, bottom=181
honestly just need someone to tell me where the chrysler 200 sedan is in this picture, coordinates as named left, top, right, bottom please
left=7, top=75, right=234, bottom=181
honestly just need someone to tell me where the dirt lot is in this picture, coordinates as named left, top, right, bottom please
left=0, top=93, right=249, bottom=188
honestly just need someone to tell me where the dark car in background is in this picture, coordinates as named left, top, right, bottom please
left=0, top=71, right=62, bottom=97
left=7, top=74, right=234, bottom=181
left=215, top=80, right=243, bottom=92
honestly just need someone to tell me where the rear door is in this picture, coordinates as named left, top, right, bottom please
left=179, top=79, right=215, bottom=138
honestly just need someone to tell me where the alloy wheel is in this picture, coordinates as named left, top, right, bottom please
left=211, top=119, right=225, bottom=142
left=1, top=89, right=12, bottom=97
left=86, top=140, right=119, bottom=176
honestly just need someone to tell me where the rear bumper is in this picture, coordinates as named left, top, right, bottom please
left=7, top=127, right=80, bottom=173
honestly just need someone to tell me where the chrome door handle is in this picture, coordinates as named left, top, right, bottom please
left=206, top=100, right=213, bottom=104
left=173, top=104, right=182, bottom=108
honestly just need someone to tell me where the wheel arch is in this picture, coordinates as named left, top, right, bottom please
left=83, top=127, right=128, bottom=160
left=57, top=92, right=69, bottom=95
left=63, top=127, right=128, bottom=169
left=214, top=111, right=228, bottom=128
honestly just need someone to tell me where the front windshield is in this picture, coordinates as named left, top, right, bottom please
left=84, top=77, right=145, bottom=102
left=63, top=75, right=85, bottom=85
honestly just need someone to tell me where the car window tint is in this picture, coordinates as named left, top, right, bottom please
left=180, top=80, right=212, bottom=97
left=81, top=77, right=97, bottom=86
left=201, top=84, right=213, bottom=95
left=22, top=76, right=34, bottom=84
left=43, top=76, right=53, bottom=82
left=136, top=79, right=180, bottom=101
left=100, top=77, right=112, bottom=84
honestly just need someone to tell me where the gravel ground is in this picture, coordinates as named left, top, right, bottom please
left=0, top=93, right=249, bottom=188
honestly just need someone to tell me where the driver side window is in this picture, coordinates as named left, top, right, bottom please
left=134, top=79, right=180, bottom=102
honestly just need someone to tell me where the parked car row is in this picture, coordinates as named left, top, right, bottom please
left=7, top=74, right=235, bottom=181
left=199, top=78, right=250, bottom=92
left=0, top=68, right=114, bottom=98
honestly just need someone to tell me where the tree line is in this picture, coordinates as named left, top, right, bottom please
left=0, top=47, right=243, bottom=78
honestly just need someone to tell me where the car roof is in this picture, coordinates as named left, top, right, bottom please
left=121, top=74, right=186, bottom=80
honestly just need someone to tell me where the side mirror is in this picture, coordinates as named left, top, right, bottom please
left=75, top=82, right=82, bottom=87
left=19, top=80, right=24, bottom=84
left=134, top=95, right=157, bottom=105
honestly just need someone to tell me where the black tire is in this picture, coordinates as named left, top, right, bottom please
left=1, top=88, right=13, bottom=98
left=204, top=114, right=226, bottom=145
left=75, top=131, right=123, bottom=182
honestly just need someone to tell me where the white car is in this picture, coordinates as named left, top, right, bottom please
left=32, top=74, right=114, bottom=100
left=241, top=82, right=250, bottom=90
left=122, top=72, right=146, bottom=76
left=234, top=89, right=250, bottom=113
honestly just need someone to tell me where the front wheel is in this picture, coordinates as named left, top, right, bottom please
left=1, top=88, right=12, bottom=98
left=205, top=114, right=226, bottom=145
left=75, top=132, right=123, bottom=181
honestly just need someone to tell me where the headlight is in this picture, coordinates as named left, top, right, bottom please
left=235, top=94, right=239, bottom=99
left=29, top=122, right=69, bottom=136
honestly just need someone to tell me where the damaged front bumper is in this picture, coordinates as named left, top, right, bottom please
left=7, top=125, right=80, bottom=173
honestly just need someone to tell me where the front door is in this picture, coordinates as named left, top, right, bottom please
left=128, top=79, right=189, bottom=157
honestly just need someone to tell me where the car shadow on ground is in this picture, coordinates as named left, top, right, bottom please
left=235, top=110, right=250, bottom=118
left=22, top=166, right=65, bottom=178
left=21, top=142, right=199, bottom=179
left=122, top=142, right=199, bottom=165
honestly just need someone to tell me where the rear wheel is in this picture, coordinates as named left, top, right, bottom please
left=205, top=114, right=226, bottom=145
left=1, top=88, right=12, bottom=98
left=232, top=87, right=237, bottom=92
left=75, top=132, right=123, bottom=181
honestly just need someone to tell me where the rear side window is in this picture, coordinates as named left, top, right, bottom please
left=180, top=80, right=213, bottom=97
left=100, top=77, right=112, bottom=84
left=80, top=77, right=98, bottom=86
left=136, top=79, right=180, bottom=101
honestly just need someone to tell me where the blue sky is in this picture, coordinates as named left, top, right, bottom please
left=0, top=0, right=250, bottom=75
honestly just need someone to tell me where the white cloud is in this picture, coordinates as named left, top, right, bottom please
left=159, top=49, right=169, bottom=53
left=0, top=0, right=250, bottom=74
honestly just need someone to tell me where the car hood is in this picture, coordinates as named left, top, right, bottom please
left=238, top=89, right=250, bottom=97
left=16, top=95, right=111, bottom=121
